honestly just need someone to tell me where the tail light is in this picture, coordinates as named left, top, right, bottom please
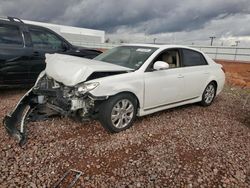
left=221, top=67, right=225, bottom=73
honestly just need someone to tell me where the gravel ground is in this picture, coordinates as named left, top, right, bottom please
left=0, top=85, right=249, bottom=187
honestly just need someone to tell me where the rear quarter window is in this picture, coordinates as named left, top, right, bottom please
left=182, top=49, right=208, bottom=66
left=0, top=24, right=23, bottom=46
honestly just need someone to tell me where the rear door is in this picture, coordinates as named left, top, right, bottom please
left=28, top=26, right=66, bottom=82
left=179, top=49, right=210, bottom=99
left=0, top=22, right=31, bottom=85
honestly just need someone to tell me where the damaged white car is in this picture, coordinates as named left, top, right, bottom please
left=4, top=44, right=225, bottom=145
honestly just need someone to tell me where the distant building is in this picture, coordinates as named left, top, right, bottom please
left=24, top=20, right=105, bottom=44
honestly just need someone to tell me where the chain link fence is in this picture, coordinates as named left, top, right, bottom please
left=191, top=46, right=250, bottom=62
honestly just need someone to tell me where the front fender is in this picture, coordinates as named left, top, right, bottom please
left=89, top=76, right=144, bottom=107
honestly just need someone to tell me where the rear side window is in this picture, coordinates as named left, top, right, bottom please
left=182, top=49, right=207, bottom=66
left=0, top=24, right=23, bottom=46
left=29, top=28, right=63, bottom=50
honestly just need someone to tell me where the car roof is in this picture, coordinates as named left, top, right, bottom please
left=122, top=43, right=204, bottom=53
left=0, top=17, right=51, bottom=30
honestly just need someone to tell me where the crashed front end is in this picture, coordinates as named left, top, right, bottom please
left=3, top=53, right=132, bottom=146
left=3, top=72, right=105, bottom=146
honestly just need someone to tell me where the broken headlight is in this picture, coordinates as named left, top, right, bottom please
left=76, top=82, right=99, bottom=95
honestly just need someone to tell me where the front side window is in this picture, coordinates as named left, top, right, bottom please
left=94, top=46, right=157, bottom=69
left=182, top=49, right=207, bottom=66
left=0, top=24, right=23, bottom=46
left=29, top=28, right=63, bottom=50
left=154, top=49, right=180, bottom=69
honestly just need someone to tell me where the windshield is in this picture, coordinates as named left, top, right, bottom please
left=94, top=46, right=158, bottom=69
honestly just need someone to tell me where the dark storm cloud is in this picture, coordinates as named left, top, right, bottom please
left=145, top=2, right=250, bottom=34
left=0, top=0, right=249, bottom=35
left=0, top=0, right=71, bottom=22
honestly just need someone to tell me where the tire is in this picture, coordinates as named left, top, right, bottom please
left=98, top=93, right=137, bottom=133
left=200, top=82, right=216, bottom=106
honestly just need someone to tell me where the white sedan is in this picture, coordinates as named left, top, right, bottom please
left=4, top=44, right=225, bottom=145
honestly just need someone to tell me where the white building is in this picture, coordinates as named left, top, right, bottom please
left=23, top=20, right=105, bottom=44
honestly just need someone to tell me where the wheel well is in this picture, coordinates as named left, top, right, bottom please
left=210, top=80, right=218, bottom=93
left=113, top=91, right=140, bottom=108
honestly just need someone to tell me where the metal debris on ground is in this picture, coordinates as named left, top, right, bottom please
left=53, top=169, right=83, bottom=188
left=242, top=94, right=249, bottom=109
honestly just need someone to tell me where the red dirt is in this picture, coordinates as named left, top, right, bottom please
left=215, top=60, right=250, bottom=88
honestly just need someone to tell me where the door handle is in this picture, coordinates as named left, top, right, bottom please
left=177, top=74, right=184, bottom=78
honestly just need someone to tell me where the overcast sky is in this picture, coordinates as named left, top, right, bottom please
left=1, top=0, right=250, bottom=46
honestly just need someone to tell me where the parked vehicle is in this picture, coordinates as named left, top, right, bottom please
left=4, top=44, right=225, bottom=146
left=0, top=16, right=102, bottom=87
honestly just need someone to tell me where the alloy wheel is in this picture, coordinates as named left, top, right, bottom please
left=204, top=84, right=215, bottom=104
left=111, top=99, right=134, bottom=128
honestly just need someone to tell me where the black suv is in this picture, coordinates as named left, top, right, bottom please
left=0, top=17, right=102, bottom=87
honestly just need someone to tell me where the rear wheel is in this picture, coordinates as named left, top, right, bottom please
left=99, top=93, right=137, bottom=133
left=200, top=82, right=216, bottom=106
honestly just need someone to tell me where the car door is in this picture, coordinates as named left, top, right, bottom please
left=0, top=22, right=31, bottom=85
left=179, top=49, right=210, bottom=99
left=143, top=49, right=185, bottom=109
left=28, top=26, right=66, bottom=82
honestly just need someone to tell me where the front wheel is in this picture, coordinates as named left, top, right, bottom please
left=200, top=82, right=216, bottom=106
left=98, top=93, right=137, bottom=133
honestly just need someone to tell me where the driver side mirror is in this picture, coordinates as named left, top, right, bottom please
left=61, top=42, right=69, bottom=51
left=153, top=61, right=169, bottom=70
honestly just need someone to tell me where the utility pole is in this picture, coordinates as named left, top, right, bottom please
left=235, top=41, right=240, bottom=46
left=209, top=36, right=216, bottom=46
left=153, top=38, right=157, bottom=44
left=144, top=24, right=147, bottom=43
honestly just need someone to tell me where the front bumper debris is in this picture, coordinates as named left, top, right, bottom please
left=3, top=89, right=36, bottom=146
left=3, top=75, right=106, bottom=146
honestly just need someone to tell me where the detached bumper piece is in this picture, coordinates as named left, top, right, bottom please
left=3, top=90, right=37, bottom=146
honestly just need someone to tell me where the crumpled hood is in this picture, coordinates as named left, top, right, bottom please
left=45, top=53, right=132, bottom=86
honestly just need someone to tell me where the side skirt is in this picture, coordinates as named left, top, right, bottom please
left=138, top=96, right=201, bottom=117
